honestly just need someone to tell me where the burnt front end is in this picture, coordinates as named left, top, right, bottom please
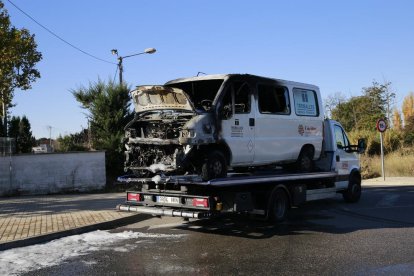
left=124, top=111, right=194, bottom=176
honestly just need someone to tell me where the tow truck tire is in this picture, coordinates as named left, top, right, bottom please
left=268, top=188, right=289, bottom=222
left=343, top=175, right=362, bottom=203
left=201, top=150, right=227, bottom=181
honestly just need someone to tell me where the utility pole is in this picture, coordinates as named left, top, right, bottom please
left=111, top=48, right=156, bottom=84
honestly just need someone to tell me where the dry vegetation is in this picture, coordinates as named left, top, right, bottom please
left=360, top=148, right=414, bottom=179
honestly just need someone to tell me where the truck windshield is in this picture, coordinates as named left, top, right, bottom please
left=166, top=79, right=224, bottom=112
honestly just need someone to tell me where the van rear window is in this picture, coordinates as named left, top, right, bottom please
left=293, top=88, right=319, bottom=116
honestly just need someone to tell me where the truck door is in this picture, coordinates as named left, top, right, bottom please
left=220, top=81, right=255, bottom=165
left=333, top=124, right=359, bottom=178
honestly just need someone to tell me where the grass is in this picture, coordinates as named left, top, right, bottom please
left=361, top=148, right=414, bottom=179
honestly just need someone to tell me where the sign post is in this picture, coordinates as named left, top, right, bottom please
left=376, top=119, right=387, bottom=181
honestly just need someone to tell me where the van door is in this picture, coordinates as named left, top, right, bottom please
left=220, top=81, right=255, bottom=165
left=254, top=83, right=293, bottom=164
left=333, top=124, right=359, bottom=187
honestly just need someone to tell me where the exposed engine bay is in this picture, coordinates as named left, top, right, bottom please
left=124, top=110, right=194, bottom=176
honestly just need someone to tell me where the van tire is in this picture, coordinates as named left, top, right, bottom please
left=201, top=150, right=227, bottom=181
left=297, top=147, right=314, bottom=172
left=268, top=188, right=289, bottom=222
left=343, top=174, right=361, bottom=203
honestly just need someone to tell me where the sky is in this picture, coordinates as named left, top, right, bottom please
left=3, top=0, right=414, bottom=138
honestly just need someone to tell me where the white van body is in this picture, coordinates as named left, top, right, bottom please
left=124, top=74, right=324, bottom=180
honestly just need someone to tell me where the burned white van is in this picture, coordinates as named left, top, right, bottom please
left=124, top=74, right=324, bottom=180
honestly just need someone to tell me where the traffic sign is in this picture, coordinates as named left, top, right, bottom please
left=376, top=119, right=387, bottom=132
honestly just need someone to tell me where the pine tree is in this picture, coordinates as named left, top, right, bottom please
left=19, top=116, right=35, bottom=153
left=72, top=80, right=133, bottom=178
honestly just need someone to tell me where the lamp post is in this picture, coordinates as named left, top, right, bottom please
left=111, top=48, right=156, bottom=84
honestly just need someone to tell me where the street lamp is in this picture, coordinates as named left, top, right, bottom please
left=111, top=48, right=156, bottom=84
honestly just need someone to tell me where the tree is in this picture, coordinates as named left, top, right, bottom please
left=330, top=81, right=391, bottom=132
left=72, top=80, right=133, bottom=178
left=0, top=117, right=4, bottom=137
left=8, top=115, right=35, bottom=153
left=56, top=129, right=88, bottom=152
left=8, top=116, right=20, bottom=152
left=402, top=92, right=414, bottom=126
left=324, top=92, right=347, bottom=119
left=0, top=2, right=42, bottom=136
left=18, top=116, right=35, bottom=153
left=392, top=109, right=403, bottom=131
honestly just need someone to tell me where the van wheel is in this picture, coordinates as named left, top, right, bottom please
left=297, top=147, right=314, bottom=172
left=268, top=189, right=289, bottom=222
left=343, top=175, right=361, bottom=203
left=201, top=150, right=227, bottom=181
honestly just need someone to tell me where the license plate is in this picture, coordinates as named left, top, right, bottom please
left=157, top=196, right=180, bottom=204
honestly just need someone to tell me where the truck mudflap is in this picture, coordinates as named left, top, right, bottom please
left=117, top=204, right=214, bottom=219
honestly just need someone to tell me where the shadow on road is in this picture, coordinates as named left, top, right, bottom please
left=175, top=185, right=414, bottom=239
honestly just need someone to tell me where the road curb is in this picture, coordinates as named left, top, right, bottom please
left=0, top=213, right=148, bottom=251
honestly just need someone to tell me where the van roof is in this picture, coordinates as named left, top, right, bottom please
left=165, top=74, right=319, bottom=90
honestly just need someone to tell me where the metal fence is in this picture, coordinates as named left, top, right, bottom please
left=0, top=137, right=15, bottom=156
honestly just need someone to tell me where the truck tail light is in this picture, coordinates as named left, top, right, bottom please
left=192, top=198, right=209, bottom=208
left=127, top=193, right=141, bottom=202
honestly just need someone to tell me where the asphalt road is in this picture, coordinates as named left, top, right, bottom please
left=25, top=184, right=414, bottom=275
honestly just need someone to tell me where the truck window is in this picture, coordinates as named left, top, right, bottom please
left=334, top=125, right=350, bottom=149
left=233, top=82, right=251, bottom=114
left=293, top=88, right=319, bottom=116
left=258, top=84, right=290, bottom=114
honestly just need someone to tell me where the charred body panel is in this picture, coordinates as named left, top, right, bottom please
left=124, top=84, right=221, bottom=177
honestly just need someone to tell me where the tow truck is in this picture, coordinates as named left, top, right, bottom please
left=117, top=119, right=366, bottom=222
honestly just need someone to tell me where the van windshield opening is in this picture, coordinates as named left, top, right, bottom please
left=166, top=79, right=224, bottom=112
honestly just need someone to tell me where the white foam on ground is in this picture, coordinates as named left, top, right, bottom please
left=0, top=230, right=185, bottom=276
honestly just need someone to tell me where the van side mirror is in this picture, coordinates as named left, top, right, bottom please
left=357, top=138, right=366, bottom=154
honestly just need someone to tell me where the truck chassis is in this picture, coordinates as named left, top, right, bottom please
left=116, top=170, right=361, bottom=222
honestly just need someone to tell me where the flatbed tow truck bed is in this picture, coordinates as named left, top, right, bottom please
left=116, top=171, right=347, bottom=220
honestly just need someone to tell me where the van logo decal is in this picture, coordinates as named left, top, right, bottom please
left=298, top=125, right=305, bottom=136
left=298, top=125, right=318, bottom=136
left=231, top=126, right=243, bottom=137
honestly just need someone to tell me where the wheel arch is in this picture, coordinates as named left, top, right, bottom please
left=197, top=142, right=232, bottom=166
left=298, top=144, right=315, bottom=160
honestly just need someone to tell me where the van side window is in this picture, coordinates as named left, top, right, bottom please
left=293, top=88, right=319, bottom=116
left=334, top=125, right=350, bottom=149
left=233, top=82, right=251, bottom=114
left=257, top=84, right=290, bottom=114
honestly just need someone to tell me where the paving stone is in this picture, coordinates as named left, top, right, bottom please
left=0, top=193, right=135, bottom=246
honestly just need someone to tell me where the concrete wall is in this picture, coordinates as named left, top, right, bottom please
left=0, top=152, right=106, bottom=196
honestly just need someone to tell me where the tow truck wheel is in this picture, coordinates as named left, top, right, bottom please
left=343, top=175, right=362, bottom=203
left=201, top=150, right=227, bottom=181
left=269, top=188, right=289, bottom=222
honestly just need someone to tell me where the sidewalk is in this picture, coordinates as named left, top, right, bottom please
left=0, top=193, right=144, bottom=251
